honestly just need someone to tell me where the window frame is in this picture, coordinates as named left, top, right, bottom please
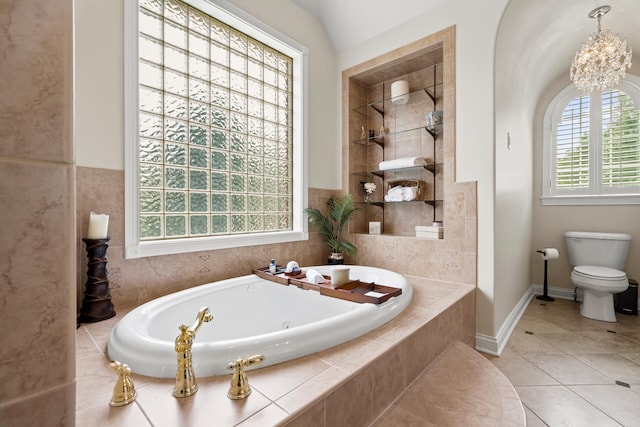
left=124, top=0, right=309, bottom=259
left=541, top=75, right=640, bottom=206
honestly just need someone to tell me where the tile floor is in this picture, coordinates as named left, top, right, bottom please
left=485, top=297, right=640, bottom=427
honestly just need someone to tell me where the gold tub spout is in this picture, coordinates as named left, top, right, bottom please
left=226, top=354, right=265, bottom=400
left=173, top=307, right=214, bottom=398
left=109, top=360, right=137, bottom=406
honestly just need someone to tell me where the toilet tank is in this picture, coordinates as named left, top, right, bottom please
left=564, top=231, right=632, bottom=270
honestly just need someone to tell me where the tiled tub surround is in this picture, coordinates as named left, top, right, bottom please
left=77, top=276, right=476, bottom=426
left=374, top=341, right=525, bottom=426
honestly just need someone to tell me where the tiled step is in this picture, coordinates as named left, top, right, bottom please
left=373, top=341, right=525, bottom=426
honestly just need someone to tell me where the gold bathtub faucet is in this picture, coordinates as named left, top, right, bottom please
left=173, top=307, right=214, bottom=398
left=227, top=354, right=265, bottom=400
left=109, top=360, right=137, bottom=406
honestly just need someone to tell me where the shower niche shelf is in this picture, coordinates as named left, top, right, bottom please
left=349, top=63, right=444, bottom=232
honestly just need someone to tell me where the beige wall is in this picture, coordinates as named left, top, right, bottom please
left=0, top=0, right=76, bottom=425
left=493, top=2, right=535, bottom=339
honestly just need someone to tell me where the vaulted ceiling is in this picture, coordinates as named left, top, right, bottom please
left=292, top=0, right=446, bottom=52
left=292, top=0, right=640, bottom=98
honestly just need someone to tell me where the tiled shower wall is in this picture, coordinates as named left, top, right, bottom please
left=76, top=166, right=476, bottom=311
left=0, top=0, right=76, bottom=425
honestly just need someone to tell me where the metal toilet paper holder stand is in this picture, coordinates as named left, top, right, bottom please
left=536, top=249, right=556, bottom=302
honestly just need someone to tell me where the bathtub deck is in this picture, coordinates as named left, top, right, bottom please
left=76, top=275, right=522, bottom=426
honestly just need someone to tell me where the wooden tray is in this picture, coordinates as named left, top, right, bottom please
left=253, top=266, right=290, bottom=285
left=253, top=267, right=402, bottom=304
left=320, top=280, right=402, bottom=304
left=253, top=267, right=328, bottom=291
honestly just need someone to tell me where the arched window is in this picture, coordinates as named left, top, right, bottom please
left=542, top=76, right=640, bottom=205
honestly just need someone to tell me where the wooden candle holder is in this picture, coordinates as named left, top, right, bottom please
left=79, top=237, right=116, bottom=323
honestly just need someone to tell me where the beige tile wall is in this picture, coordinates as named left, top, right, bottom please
left=75, top=164, right=476, bottom=310
left=76, top=167, right=335, bottom=309
left=353, top=181, right=477, bottom=284
left=0, top=0, right=76, bottom=425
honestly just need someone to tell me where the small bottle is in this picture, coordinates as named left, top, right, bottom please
left=269, top=259, right=276, bottom=274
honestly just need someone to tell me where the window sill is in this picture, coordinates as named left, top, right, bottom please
left=125, top=231, right=308, bottom=259
left=540, top=194, right=640, bottom=206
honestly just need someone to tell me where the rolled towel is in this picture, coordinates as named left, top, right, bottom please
left=402, top=186, right=418, bottom=201
left=384, top=185, right=419, bottom=202
left=285, top=260, right=300, bottom=273
left=384, top=186, right=404, bottom=202
left=379, top=156, right=426, bottom=171
left=305, top=269, right=326, bottom=284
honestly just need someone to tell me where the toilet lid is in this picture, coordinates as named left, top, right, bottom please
left=574, top=265, right=626, bottom=279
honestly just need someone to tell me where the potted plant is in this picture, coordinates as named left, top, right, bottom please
left=304, top=194, right=360, bottom=264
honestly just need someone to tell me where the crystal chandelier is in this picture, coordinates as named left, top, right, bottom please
left=570, top=5, right=632, bottom=93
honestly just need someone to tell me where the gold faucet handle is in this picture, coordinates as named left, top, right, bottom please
left=226, top=354, right=264, bottom=400
left=109, top=360, right=137, bottom=406
left=244, top=354, right=265, bottom=367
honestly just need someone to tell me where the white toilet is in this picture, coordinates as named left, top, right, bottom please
left=565, top=231, right=632, bottom=322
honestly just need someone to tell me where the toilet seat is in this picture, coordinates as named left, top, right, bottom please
left=571, top=266, right=629, bottom=322
left=571, top=265, right=628, bottom=297
left=573, top=265, right=626, bottom=280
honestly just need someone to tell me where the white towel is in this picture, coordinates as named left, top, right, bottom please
left=384, top=185, right=418, bottom=202
left=378, top=156, right=426, bottom=171
left=384, top=186, right=404, bottom=202
left=285, top=260, right=300, bottom=273
left=402, top=186, right=418, bottom=201
left=305, top=269, right=326, bottom=284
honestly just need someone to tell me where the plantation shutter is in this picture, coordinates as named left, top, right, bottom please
left=556, top=95, right=590, bottom=190
left=601, top=90, right=640, bottom=189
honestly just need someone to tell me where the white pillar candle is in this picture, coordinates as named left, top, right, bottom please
left=88, top=211, right=109, bottom=239
left=330, top=267, right=350, bottom=286
left=391, top=80, right=410, bottom=104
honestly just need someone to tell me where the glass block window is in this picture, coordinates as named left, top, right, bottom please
left=542, top=77, right=640, bottom=205
left=137, top=0, right=294, bottom=240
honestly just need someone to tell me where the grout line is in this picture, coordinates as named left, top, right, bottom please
left=520, top=401, right=550, bottom=427
left=134, top=400, right=156, bottom=427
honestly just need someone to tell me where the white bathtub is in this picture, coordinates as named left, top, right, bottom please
left=107, top=265, right=412, bottom=378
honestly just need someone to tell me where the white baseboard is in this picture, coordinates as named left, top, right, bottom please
left=475, top=283, right=639, bottom=356
left=531, top=283, right=582, bottom=301
left=475, top=287, right=534, bottom=356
